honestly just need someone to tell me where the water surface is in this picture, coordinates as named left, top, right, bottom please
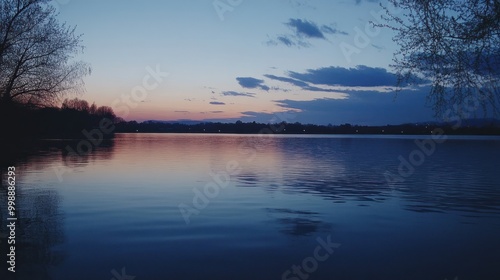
left=1, top=133, right=500, bottom=280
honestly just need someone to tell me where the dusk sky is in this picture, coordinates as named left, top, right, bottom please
left=56, top=0, right=435, bottom=125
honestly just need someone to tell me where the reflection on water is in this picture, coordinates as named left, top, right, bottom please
left=0, top=139, right=115, bottom=280
left=0, top=133, right=499, bottom=280
left=0, top=174, right=65, bottom=280
left=266, top=208, right=331, bottom=237
left=61, top=139, right=115, bottom=169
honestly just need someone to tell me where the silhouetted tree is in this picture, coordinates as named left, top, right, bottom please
left=61, top=97, right=89, bottom=112
left=114, top=116, right=125, bottom=124
left=379, top=0, right=500, bottom=115
left=89, top=102, right=97, bottom=115
left=0, top=0, right=89, bottom=107
left=95, top=105, right=116, bottom=120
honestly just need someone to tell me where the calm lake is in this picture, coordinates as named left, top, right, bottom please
left=1, top=133, right=500, bottom=280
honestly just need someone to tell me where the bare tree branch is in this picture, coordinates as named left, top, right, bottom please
left=0, top=0, right=89, bottom=107
left=376, top=0, right=500, bottom=117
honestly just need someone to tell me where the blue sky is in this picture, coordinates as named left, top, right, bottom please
left=55, top=0, right=436, bottom=125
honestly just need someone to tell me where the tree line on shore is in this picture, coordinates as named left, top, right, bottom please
left=115, top=119, right=500, bottom=135
left=2, top=98, right=499, bottom=141
left=0, top=98, right=120, bottom=141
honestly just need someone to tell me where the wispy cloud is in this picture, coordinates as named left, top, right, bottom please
left=288, top=65, right=399, bottom=87
left=287, top=65, right=429, bottom=87
left=321, top=24, right=349, bottom=36
left=268, top=18, right=348, bottom=48
left=221, top=91, right=256, bottom=98
left=355, top=0, right=378, bottom=5
left=277, top=36, right=295, bottom=47
left=267, top=35, right=311, bottom=48
left=286, top=18, right=325, bottom=39
left=264, top=65, right=429, bottom=94
left=264, top=74, right=310, bottom=88
left=236, top=77, right=270, bottom=91
left=210, top=101, right=226, bottom=105
left=371, top=43, right=385, bottom=51
left=264, top=74, right=344, bottom=93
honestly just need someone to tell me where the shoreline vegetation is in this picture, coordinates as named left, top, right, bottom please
left=0, top=99, right=118, bottom=142
left=0, top=99, right=117, bottom=166
left=115, top=119, right=500, bottom=136
left=1, top=102, right=499, bottom=167
left=1, top=101, right=500, bottom=144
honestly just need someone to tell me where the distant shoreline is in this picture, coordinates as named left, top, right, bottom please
left=112, top=132, right=500, bottom=140
left=114, top=120, right=500, bottom=136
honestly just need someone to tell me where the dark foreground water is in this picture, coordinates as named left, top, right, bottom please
left=1, top=133, right=500, bottom=280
